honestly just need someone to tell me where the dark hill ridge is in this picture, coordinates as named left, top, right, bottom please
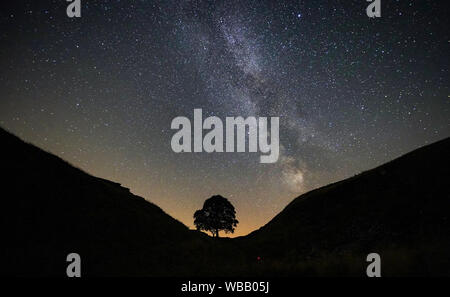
left=1, top=126, right=449, bottom=276
left=242, top=137, right=450, bottom=275
left=0, top=127, right=206, bottom=276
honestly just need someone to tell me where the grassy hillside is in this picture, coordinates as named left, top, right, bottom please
left=240, top=137, right=450, bottom=276
left=1, top=127, right=449, bottom=276
left=0, top=127, right=208, bottom=276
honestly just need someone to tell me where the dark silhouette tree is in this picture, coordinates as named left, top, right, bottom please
left=193, top=195, right=239, bottom=237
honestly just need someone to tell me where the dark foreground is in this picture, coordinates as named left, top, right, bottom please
left=1, top=127, right=449, bottom=276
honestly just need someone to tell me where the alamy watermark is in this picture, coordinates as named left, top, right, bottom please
left=366, top=252, right=381, bottom=277
left=366, top=0, right=381, bottom=18
left=170, top=109, right=279, bottom=163
left=67, top=1, right=380, bottom=19
left=66, top=252, right=81, bottom=277
left=66, top=0, right=81, bottom=18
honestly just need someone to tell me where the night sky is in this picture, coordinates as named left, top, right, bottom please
left=0, top=0, right=448, bottom=236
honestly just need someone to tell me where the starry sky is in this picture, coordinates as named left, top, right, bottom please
left=0, top=0, right=449, bottom=236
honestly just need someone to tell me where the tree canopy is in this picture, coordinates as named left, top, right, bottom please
left=193, top=195, right=239, bottom=237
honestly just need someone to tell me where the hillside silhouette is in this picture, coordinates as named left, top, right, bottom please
left=1, top=127, right=449, bottom=276
left=241, top=136, right=450, bottom=275
left=0, top=127, right=207, bottom=276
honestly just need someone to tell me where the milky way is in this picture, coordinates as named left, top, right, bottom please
left=0, top=0, right=448, bottom=236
